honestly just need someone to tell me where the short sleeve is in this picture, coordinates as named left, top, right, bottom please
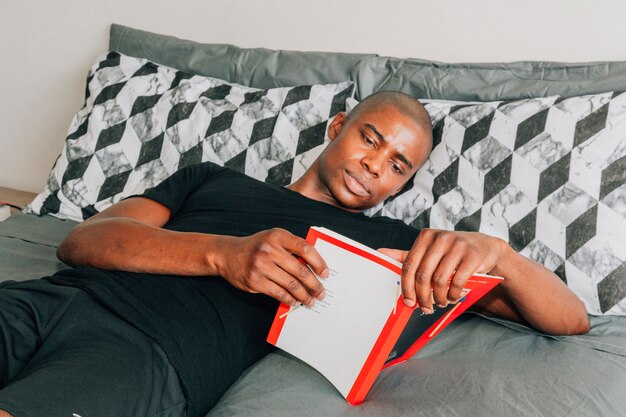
left=124, top=162, right=224, bottom=216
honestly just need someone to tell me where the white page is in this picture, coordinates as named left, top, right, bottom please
left=276, top=229, right=400, bottom=398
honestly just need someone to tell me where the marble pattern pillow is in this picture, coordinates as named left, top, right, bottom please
left=345, top=94, right=626, bottom=316
left=25, top=52, right=353, bottom=221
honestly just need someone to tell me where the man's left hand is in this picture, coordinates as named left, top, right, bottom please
left=379, top=228, right=506, bottom=314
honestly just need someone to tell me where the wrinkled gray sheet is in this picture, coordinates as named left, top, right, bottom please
left=208, top=314, right=626, bottom=417
left=2, top=214, right=625, bottom=416
left=0, top=213, right=76, bottom=281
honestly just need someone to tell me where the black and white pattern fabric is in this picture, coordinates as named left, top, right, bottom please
left=346, top=94, right=626, bottom=316
left=25, top=50, right=625, bottom=315
left=25, top=51, right=354, bottom=222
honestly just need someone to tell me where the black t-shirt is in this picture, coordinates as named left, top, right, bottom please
left=47, top=162, right=420, bottom=415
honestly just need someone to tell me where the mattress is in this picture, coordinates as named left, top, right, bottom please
left=2, top=213, right=625, bottom=417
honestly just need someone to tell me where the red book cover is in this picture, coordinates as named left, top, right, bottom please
left=267, top=226, right=503, bottom=405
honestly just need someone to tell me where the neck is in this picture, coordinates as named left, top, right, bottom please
left=285, top=162, right=333, bottom=204
left=286, top=163, right=359, bottom=213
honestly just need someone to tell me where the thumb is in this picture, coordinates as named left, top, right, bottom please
left=377, top=248, right=407, bottom=263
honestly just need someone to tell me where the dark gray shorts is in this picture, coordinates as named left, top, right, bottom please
left=0, top=279, right=186, bottom=417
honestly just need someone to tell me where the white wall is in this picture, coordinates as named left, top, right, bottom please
left=2, top=0, right=626, bottom=193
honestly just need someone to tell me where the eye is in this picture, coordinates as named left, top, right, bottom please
left=391, top=162, right=404, bottom=175
left=361, top=131, right=375, bottom=147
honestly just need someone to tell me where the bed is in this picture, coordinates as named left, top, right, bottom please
left=2, top=24, right=625, bottom=417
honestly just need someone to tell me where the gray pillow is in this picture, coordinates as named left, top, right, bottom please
left=354, top=57, right=626, bottom=101
left=109, top=24, right=372, bottom=93
left=110, top=23, right=626, bottom=101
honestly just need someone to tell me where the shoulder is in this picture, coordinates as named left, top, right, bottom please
left=166, top=161, right=249, bottom=185
left=176, top=161, right=227, bottom=177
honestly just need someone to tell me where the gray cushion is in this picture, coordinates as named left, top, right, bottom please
left=110, top=23, right=626, bottom=101
left=355, top=57, right=626, bottom=101
left=109, top=24, right=372, bottom=93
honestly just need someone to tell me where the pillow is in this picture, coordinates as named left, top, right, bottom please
left=25, top=51, right=354, bottom=221
left=109, top=24, right=373, bottom=93
left=346, top=94, right=626, bottom=316
left=110, top=24, right=626, bottom=101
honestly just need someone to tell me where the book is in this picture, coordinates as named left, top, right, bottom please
left=267, top=226, right=503, bottom=405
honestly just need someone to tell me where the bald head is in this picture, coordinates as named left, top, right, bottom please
left=347, top=91, right=433, bottom=151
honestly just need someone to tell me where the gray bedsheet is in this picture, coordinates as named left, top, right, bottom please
left=208, top=314, right=626, bottom=417
left=0, top=213, right=76, bottom=281
left=2, top=213, right=625, bottom=417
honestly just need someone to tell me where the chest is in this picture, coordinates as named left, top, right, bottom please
left=167, top=175, right=355, bottom=238
left=163, top=174, right=416, bottom=249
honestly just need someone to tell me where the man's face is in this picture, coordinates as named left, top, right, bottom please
left=318, top=104, right=431, bottom=211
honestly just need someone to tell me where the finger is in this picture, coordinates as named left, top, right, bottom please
left=267, top=265, right=319, bottom=307
left=400, top=229, right=435, bottom=308
left=377, top=248, right=407, bottom=263
left=413, top=233, right=454, bottom=314
left=282, top=234, right=329, bottom=278
left=447, top=257, right=480, bottom=303
left=255, top=278, right=300, bottom=307
left=431, top=243, right=466, bottom=307
left=277, top=251, right=326, bottom=302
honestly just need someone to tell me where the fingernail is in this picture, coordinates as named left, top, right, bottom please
left=307, top=299, right=315, bottom=308
left=321, top=268, right=329, bottom=278
left=317, top=290, right=326, bottom=301
left=421, top=307, right=434, bottom=315
left=437, top=303, right=448, bottom=308
left=403, top=298, right=416, bottom=307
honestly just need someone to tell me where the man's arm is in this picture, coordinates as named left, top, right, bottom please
left=57, top=196, right=221, bottom=275
left=57, top=197, right=328, bottom=307
left=379, top=229, right=590, bottom=336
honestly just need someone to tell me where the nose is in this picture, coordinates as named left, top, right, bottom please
left=362, top=152, right=384, bottom=179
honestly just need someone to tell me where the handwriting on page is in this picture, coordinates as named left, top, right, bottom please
left=309, top=288, right=334, bottom=314
left=309, top=267, right=338, bottom=314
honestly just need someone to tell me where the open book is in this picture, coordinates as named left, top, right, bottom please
left=267, top=226, right=503, bottom=405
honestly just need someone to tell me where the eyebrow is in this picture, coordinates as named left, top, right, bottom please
left=364, top=123, right=414, bottom=170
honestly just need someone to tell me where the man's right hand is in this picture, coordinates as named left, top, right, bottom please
left=214, top=228, right=329, bottom=307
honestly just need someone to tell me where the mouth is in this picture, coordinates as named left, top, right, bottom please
left=343, top=170, right=371, bottom=197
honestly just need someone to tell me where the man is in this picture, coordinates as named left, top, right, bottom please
left=0, top=92, right=589, bottom=417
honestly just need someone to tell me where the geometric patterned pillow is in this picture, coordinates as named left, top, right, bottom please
left=350, top=94, right=626, bottom=316
left=24, top=51, right=354, bottom=222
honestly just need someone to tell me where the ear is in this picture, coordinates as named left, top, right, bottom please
left=327, top=112, right=347, bottom=141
